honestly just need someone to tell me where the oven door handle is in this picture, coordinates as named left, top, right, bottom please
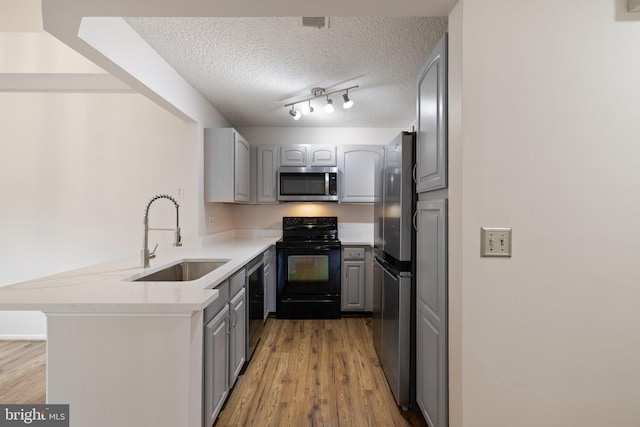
left=312, top=245, right=338, bottom=251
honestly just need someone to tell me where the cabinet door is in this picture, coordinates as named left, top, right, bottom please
left=309, top=145, right=337, bottom=166
left=204, top=127, right=250, bottom=203
left=280, top=145, right=307, bottom=166
left=338, top=146, right=383, bottom=203
left=342, top=260, right=365, bottom=311
left=416, top=33, right=447, bottom=193
left=229, top=288, right=246, bottom=388
left=204, top=305, right=229, bottom=426
left=415, top=199, right=447, bottom=427
left=234, top=133, right=250, bottom=202
left=204, top=128, right=234, bottom=203
left=256, top=145, right=278, bottom=203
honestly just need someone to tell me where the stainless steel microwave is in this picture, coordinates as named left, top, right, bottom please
left=277, top=167, right=338, bottom=202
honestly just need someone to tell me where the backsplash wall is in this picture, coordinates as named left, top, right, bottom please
left=229, top=203, right=373, bottom=231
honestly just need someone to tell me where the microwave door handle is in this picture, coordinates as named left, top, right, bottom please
left=325, top=172, right=329, bottom=196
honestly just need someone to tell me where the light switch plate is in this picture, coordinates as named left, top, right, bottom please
left=481, top=227, right=512, bottom=257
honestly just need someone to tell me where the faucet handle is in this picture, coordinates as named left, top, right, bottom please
left=149, top=244, right=158, bottom=259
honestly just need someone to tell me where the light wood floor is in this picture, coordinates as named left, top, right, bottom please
left=0, top=318, right=427, bottom=427
left=0, top=340, right=46, bottom=404
left=215, top=317, right=427, bottom=427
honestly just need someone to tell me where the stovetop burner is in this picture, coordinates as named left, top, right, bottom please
left=280, top=216, right=339, bottom=243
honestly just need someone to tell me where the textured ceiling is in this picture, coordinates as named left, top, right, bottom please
left=125, top=17, right=447, bottom=128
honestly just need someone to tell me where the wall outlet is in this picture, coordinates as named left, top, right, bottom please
left=177, top=188, right=184, bottom=199
left=481, top=227, right=512, bottom=257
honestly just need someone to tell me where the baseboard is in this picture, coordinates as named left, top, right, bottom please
left=341, top=311, right=373, bottom=318
left=0, top=334, right=46, bottom=341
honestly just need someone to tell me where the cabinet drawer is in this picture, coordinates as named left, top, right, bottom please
left=205, top=280, right=229, bottom=323
left=229, top=268, right=246, bottom=298
left=343, top=247, right=365, bottom=260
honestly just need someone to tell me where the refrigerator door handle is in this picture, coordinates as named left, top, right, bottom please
left=413, top=210, right=418, bottom=232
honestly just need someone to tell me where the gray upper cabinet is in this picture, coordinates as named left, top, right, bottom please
left=280, top=144, right=307, bottom=166
left=416, top=33, right=447, bottom=193
left=280, top=144, right=336, bottom=167
left=204, top=128, right=250, bottom=203
left=309, top=145, right=337, bottom=166
left=255, top=145, right=278, bottom=204
left=338, top=145, right=383, bottom=203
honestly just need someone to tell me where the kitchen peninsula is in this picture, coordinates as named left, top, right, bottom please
left=0, top=236, right=277, bottom=427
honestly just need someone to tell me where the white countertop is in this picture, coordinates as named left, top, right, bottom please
left=0, top=237, right=278, bottom=314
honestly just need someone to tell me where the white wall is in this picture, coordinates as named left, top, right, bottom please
left=0, top=92, right=198, bottom=338
left=450, top=1, right=640, bottom=425
left=447, top=3, right=463, bottom=427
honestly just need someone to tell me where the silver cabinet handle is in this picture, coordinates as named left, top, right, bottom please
left=412, top=163, right=418, bottom=185
left=413, top=210, right=418, bottom=231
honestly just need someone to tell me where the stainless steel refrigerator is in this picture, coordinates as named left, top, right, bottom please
left=372, top=131, right=416, bottom=410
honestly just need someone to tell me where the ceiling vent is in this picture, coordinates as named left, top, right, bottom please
left=301, top=17, right=329, bottom=29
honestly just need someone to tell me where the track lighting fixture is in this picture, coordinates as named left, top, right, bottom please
left=284, top=85, right=358, bottom=120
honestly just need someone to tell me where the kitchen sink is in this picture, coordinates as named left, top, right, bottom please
left=131, top=259, right=229, bottom=282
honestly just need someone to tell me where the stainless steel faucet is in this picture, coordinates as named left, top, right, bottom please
left=141, top=194, right=182, bottom=268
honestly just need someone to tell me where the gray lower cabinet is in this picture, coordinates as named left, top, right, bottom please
left=229, top=287, right=246, bottom=388
left=341, top=247, right=366, bottom=311
left=415, top=199, right=448, bottom=427
left=204, top=303, right=229, bottom=427
left=203, top=267, right=247, bottom=427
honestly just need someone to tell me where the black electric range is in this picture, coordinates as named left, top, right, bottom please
left=276, top=217, right=341, bottom=319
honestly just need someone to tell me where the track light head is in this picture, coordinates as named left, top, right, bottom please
left=289, top=107, right=301, bottom=120
left=342, top=92, right=354, bottom=109
left=302, top=100, right=314, bottom=115
left=324, top=98, right=335, bottom=113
